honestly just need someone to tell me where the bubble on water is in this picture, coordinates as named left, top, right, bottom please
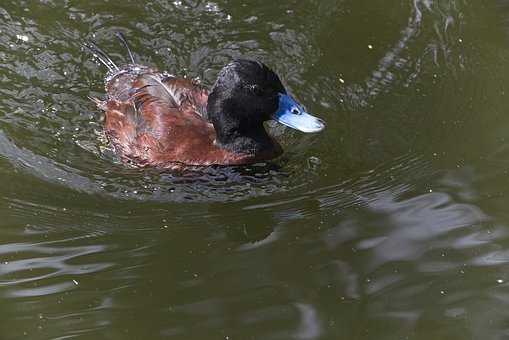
left=205, top=2, right=219, bottom=12
left=16, top=34, right=29, bottom=42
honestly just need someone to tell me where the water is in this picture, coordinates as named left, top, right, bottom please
left=1, top=0, right=509, bottom=338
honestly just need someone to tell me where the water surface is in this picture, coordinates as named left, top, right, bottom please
left=1, top=0, right=509, bottom=339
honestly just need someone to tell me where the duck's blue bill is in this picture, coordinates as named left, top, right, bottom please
left=273, top=94, right=325, bottom=133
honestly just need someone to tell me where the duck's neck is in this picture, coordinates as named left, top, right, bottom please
left=214, top=124, right=282, bottom=157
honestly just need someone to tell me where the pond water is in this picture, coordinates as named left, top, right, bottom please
left=1, top=0, right=509, bottom=339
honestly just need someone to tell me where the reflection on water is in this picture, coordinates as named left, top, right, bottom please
left=1, top=0, right=509, bottom=339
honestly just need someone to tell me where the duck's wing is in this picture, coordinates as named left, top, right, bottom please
left=130, top=74, right=209, bottom=119
left=101, top=65, right=208, bottom=116
left=97, top=69, right=216, bottom=166
left=169, top=77, right=209, bottom=119
left=132, top=74, right=181, bottom=109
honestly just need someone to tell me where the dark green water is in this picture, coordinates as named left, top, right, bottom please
left=1, top=0, right=509, bottom=339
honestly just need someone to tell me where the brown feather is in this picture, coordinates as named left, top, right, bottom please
left=97, top=65, right=276, bottom=168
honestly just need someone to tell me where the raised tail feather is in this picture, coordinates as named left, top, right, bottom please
left=115, top=32, right=136, bottom=64
left=83, top=40, right=119, bottom=72
left=84, top=32, right=137, bottom=71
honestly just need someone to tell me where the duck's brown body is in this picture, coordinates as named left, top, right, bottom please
left=95, top=65, right=281, bottom=169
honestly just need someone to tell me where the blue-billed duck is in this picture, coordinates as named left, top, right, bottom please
left=86, top=33, right=325, bottom=169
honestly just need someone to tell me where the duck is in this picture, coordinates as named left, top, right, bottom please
left=86, top=33, right=325, bottom=169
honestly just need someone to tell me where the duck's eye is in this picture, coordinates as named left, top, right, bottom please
left=291, top=107, right=301, bottom=115
left=249, top=84, right=263, bottom=96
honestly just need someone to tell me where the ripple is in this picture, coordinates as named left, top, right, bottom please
left=0, top=240, right=113, bottom=297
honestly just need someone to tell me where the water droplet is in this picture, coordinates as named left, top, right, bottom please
left=16, top=34, right=29, bottom=42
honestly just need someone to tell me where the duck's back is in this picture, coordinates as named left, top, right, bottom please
left=96, top=66, right=250, bottom=168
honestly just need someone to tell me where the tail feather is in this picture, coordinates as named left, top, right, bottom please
left=89, top=96, right=106, bottom=110
left=83, top=40, right=119, bottom=71
left=115, top=32, right=136, bottom=64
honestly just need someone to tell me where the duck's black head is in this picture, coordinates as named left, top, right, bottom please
left=207, top=59, right=325, bottom=155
